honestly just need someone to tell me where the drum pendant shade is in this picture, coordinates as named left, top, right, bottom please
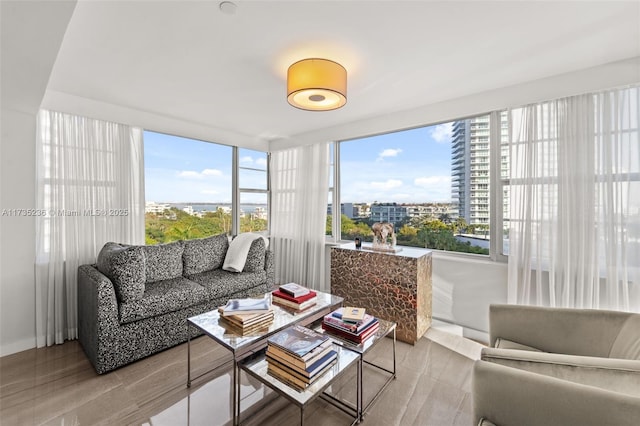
left=287, top=58, right=347, bottom=111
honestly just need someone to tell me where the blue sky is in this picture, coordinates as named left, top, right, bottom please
left=340, top=123, right=453, bottom=203
left=144, top=132, right=266, bottom=204
left=144, top=122, right=453, bottom=204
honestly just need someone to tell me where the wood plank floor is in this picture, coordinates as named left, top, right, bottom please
left=0, top=329, right=482, bottom=426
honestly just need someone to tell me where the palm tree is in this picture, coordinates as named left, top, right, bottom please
left=166, top=222, right=202, bottom=241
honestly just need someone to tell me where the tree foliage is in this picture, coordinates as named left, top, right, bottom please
left=325, top=213, right=489, bottom=255
left=145, top=207, right=267, bottom=245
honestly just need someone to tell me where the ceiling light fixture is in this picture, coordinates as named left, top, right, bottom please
left=287, top=58, right=347, bottom=111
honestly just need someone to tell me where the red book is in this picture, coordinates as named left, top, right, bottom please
left=272, top=289, right=317, bottom=303
left=322, top=321, right=380, bottom=344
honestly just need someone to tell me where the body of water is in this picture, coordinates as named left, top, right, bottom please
left=171, top=203, right=266, bottom=214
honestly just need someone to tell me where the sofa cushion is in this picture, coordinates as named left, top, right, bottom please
left=143, top=240, right=184, bottom=283
left=97, top=242, right=146, bottom=302
left=118, top=277, right=209, bottom=324
left=187, top=268, right=267, bottom=299
left=182, top=233, right=229, bottom=275
left=242, top=237, right=267, bottom=272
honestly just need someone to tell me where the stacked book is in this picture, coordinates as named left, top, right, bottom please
left=219, top=297, right=274, bottom=333
left=271, top=283, right=317, bottom=311
left=266, top=324, right=337, bottom=390
left=322, top=307, right=380, bottom=344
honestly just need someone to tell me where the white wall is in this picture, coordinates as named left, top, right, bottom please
left=432, top=251, right=508, bottom=342
left=0, top=0, right=77, bottom=356
left=0, top=110, right=38, bottom=356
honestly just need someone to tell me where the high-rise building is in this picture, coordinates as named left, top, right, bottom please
left=451, top=116, right=490, bottom=226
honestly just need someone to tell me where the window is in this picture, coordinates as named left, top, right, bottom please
left=238, top=148, right=269, bottom=233
left=144, top=131, right=233, bottom=244
left=501, top=88, right=640, bottom=260
left=331, top=114, right=510, bottom=255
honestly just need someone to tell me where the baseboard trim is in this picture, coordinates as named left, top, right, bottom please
left=0, top=337, right=37, bottom=357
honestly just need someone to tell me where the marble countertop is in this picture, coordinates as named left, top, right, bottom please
left=333, top=242, right=432, bottom=259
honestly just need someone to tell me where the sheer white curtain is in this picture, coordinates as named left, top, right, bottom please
left=270, top=142, right=330, bottom=291
left=508, top=86, right=640, bottom=312
left=35, top=110, right=145, bottom=347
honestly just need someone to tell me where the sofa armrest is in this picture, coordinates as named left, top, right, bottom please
left=473, top=360, right=640, bottom=426
left=77, top=264, right=120, bottom=374
left=489, top=304, right=631, bottom=357
left=481, top=347, right=640, bottom=397
left=264, top=249, right=275, bottom=291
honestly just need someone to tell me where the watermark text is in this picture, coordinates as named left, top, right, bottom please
left=1, top=208, right=129, bottom=217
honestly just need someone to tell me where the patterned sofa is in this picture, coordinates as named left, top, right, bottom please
left=77, top=233, right=275, bottom=374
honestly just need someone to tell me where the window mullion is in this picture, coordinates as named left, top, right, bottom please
left=232, top=146, right=239, bottom=236
left=333, top=141, right=341, bottom=242
left=489, top=111, right=506, bottom=261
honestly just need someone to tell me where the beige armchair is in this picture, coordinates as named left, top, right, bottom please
left=472, top=304, right=640, bottom=425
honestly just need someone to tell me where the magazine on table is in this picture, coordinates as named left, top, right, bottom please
left=267, top=324, right=329, bottom=358
left=221, top=296, right=271, bottom=316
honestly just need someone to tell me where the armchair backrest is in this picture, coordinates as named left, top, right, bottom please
left=489, top=304, right=635, bottom=358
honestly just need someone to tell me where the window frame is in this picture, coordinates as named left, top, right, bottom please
left=143, top=131, right=270, bottom=241
left=330, top=112, right=508, bottom=261
left=235, top=147, right=270, bottom=236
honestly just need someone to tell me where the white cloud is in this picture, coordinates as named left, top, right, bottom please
left=202, top=168, right=222, bottom=176
left=177, top=169, right=222, bottom=179
left=414, top=176, right=451, bottom=187
left=377, top=148, right=402, bottom=161
left=430, top=123, right=453, bottom=143
left=369, top=179, right=403, bottom=190
left=200, top=189, right=219, bottom=195
left=255, top=158, right=267, bottom=167
left=240, top=156, right=253, bottom=164
left=177, top=170, right=202, bottom=179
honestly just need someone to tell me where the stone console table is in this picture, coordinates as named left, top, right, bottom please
left=330, top=243, right=432, bottom=344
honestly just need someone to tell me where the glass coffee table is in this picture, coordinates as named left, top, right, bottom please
left=186, top=291, right=343, bottom=425
left=240, top=343, right=360, bottom=426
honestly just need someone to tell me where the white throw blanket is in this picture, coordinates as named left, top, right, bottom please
left=222, top=233, right=268, bottom=273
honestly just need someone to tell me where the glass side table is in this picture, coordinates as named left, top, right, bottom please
left=239, top=343, right=360, bottom=426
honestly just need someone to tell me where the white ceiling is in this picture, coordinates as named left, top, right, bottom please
left=43, top=1, right=640, bottom=145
